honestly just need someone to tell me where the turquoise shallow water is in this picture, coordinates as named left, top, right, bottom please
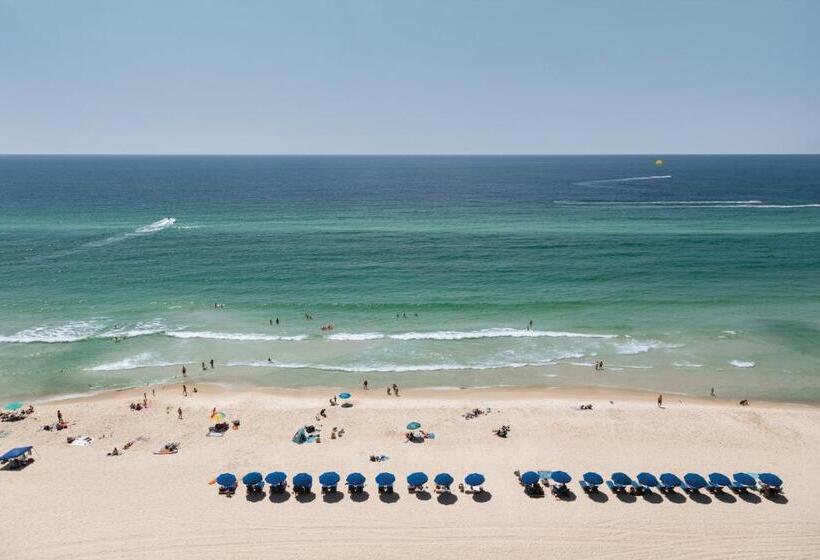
left=1, top=155, right=819, bottom=401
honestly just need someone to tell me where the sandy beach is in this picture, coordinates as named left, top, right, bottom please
left=2, top=383, right=818, bottom=559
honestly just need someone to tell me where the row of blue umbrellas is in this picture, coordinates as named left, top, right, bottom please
left=519, top=470, right=782, bottom=492
left=216, top=471, right=486, bottom=489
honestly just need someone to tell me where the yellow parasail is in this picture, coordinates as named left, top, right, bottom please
left=655, top=159, right=664, bottom=166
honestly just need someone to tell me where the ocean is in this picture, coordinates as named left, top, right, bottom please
left=1, top=155, right=819, bottom=401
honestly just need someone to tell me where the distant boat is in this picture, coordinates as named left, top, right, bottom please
left=655, top=159, right=664, bottom=166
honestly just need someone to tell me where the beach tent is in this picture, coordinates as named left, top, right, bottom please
left=0, top=446, right=32, bottom=463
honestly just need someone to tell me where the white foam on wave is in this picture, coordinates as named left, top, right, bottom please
left=135, top=218, right=176, bottom=234
left=614, top=340, right=681, bottom=355
left=574, top=175, right=672, bottom=186
left=86, top=352, right=182, bottom=372
left=554, top=199, right=818, bottom=209
left=387, top=328, right=617, bottom=341
left=0, top=320, right=108, bottom=343
left=102, top=319, right=167, bottom=339
left=673, top=361, right=704, bottom=368
left=729, top=360, right=755, bottom=368
left=166, top=331, right=307, bottom=342
left=327, top=332, right=385, bottom=341
left=227, top=357, right=572, bottom=374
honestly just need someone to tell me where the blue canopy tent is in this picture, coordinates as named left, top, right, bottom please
left=265, top=471, right=287, bottom=491
left=346, top=472, right=366, bottom=492
left=464, top=473, right=485, bottom=490
left=320, top=471, right=340, bottom=492
left=293, top=472, right=313, bottom=493
left=758, top=472, right=783, bottom=491
left=659, top=473, right=683, bottom=492
left=683, top=473, right=708, bottom=493
left=242, top=472, right=264, bottom=492
left=216, top=473, right=237, bottom=494
left=434, top=473, right=454, bottom=490
left=407, top=472, right=428, bottom=489
left=0, top=446, right=32, bottom=463
left=580, top=471, right=603, bottom=492
left=406, top=422, right=421, bottom=430
left=520, top=471, right=540, bottom=486
left=707, top=472, right=732, bottom=492
left=375, top=472, right=395, bottom=493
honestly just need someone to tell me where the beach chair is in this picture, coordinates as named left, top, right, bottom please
left=579, top=472, right=603, bottom=493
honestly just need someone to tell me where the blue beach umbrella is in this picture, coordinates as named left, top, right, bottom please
left=758, top=473, right=782, bottom=487
left=637, top=472, right=660, bottom=487
left=611, top=472, right=632, bottom=487
left=659, top=473, right=683, bottom=488
left=583, top=472, right=604, bottom=486
left=434, top=473, right=454, bottom=486
left=216, top=473, right=237, bottom=487
left=684, top=473, right=708, bottom=490
left=464, top=473, right=485, bottom=487
left=265, top=471, right=287, bottom=486
left=242, top=472, right=263, bottom=486
left=550, top=471, right=572, bottom=485
left=346, top=472, right=366, bottom=486
left=521, top=471, right=540, bottom=485
left=407, top=472, right=428, bottom=487
left=293, top=473, right=312, bottom=488
left=375, top=472, right=396, bottom=486
left=406, top=421, right=421, bottom=430
left=319, top=471, right=341, bottom=486
left=708, top=472, right=732, bottom=488
left=733, top=472, right=756, bottom=488
left=339, top=392, right=351, bottom=399
left=3, top=402, right=23, bottom=411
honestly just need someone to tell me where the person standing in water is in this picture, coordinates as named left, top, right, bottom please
left=363, top=379, right=368, bottom=390
left=275, top=317, right=279, bottom=325
left=210, top=359, right=214, bottom=368
left=710, top=387, right=716, bottom=398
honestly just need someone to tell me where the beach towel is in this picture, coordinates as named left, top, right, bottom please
left=206, top=431, right=224, bottom=437
left=69, top=436, right=93, bottom=446
left=154, top=448, right=178, bottom=455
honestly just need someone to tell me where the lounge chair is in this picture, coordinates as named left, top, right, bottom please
left=579, top=471, right=603, bottom=493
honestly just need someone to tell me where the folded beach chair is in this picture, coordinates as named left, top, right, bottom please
left=756, top=472, right=783, bottom=494
left=607, top=472, right=633, bottom=493
left=707, top=472, right=732, bottom=493
left=579, top=472, right=603, bottom=493
left=658, top=473, right=683, bottom=493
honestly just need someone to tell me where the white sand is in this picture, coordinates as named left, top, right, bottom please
left=2, top=384, right=818, bottom=559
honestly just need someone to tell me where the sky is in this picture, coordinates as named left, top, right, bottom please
left=0, top=0, right=818, bottom=154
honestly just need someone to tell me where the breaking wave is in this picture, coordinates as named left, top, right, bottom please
left=166, top=331, right=308, bottom=341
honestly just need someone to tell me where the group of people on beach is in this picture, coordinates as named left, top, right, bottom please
left=0, top=404, right=34, bottom=423
left=594, top=361, right=605, bottom=371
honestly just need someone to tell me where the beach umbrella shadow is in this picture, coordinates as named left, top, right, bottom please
left=379, top=492, right=400, bottom=504
left=712, top=491, right=736, bottom=504
left=641, top=491, right=663, bottom=504
left=663, top=491, right=686, bottom=504
left=323, top=491, right=344, bottom=504
left=245, top=491, right=266, bottom=503
left=763, top=493, right=788, bottom=505
left=350, top=490, right=370, bottom=503
left=414, top=490, right=432, bottom=501
left=586, top=491, right=608, bottom=503
left=738, top=492, right=762, bottom=504
left=614, top=492, right=636, bottom=503
left=688, top=491, right=712, bottom=505
left=437, top=493, right=458, bottom=505
left=295, top=492, right=316, bottom=503
left=269, top=491, right=291, bottom=504
left=472, top=491, right=492, bottom=503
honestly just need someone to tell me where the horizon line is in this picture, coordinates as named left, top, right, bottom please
left=1, top=152, right=818, bottom=157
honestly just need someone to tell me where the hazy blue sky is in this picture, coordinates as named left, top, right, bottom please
left=1, top=0, right=817, bottom=154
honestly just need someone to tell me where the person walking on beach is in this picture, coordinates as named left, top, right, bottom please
left=710, top=387, right=716, bottom=398
left=182, top=365, right=187, bottom=377
left=178, top=407, right=183, bottom=419
left=210, top=359, right=214, bottom=369
left=182, top=384, right=188, bottom=397
left=363, top=379, right=368, bottom=390
left=657, top=394, right=663, bottom=408
left=387, top=386, right=392, bottom=396
left=393, top=383, right=399, bottom=397
left=202, top=361, right=206, bottom=370
left=57, top=409, right=63, bottom=424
